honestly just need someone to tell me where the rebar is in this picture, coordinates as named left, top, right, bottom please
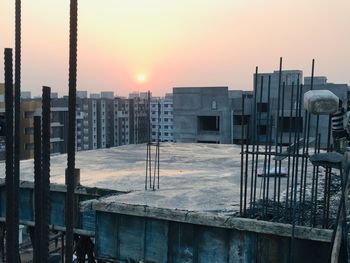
left=4, top=48, right=15, bottom=263
left=66, top=0, right=78, bottom=262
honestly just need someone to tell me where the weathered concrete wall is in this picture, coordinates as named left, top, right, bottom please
left=93, top=203, right=333, bottom=263
left=95, top=210, right=330, bottom=263
left=173, top=87, right=231, bottom=144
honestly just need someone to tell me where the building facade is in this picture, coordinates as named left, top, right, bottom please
left=173, top=87, right=232, bottom=144
left=150, top=93, right=174, bottom=142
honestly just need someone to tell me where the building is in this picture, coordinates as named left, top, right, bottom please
left=172, top=71, right=349, bottom=147
left=150, top=93, right=174, bottom=142
left=173, top=87, right=232, bottom=144
left=20, top=99, right=42, bottom=159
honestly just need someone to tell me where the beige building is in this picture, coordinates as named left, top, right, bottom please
left=20, top=99, right=42, bottom=159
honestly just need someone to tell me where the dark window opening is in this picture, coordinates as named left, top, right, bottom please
left=198, top=116, right=220, bottom=131
left=233, top=115, right=249, bottom=125
left=257, top=125, right=267, bottom=135
left=257, top=103, right=268, bottom=113
left=278, top=117, right=303, bottom=132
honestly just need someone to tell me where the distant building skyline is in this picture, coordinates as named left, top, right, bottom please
left=1, top=1, right=349, bottom=96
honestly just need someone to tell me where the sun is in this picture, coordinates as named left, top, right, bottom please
left=137, top=74, right=146, bottom=83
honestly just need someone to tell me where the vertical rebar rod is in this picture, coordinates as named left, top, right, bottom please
left=244, top=115, right=250, bottom=215
left=65, top=0, right=78, bottom=262
left=313, top=133, right=321, bottom=227
left=157, top=100, right=160, bottom=189
left=299, top=84, right=309, bottom=222
left=254, top=76, right=264, bottom=211
left=265, top=76, right=272, bottom=217
left=285, top=82, right=294, bottom=216
left=33, top=116, right=42, bottom=263
left=240, top=94, right=245, bottom=215
left=325, top=118, right=333, bottom=228
left=13, top=2, right=21, bottom=261
left=4, top=48, right=15, bottom=263
left=277, top=82, right=286, bottom=217
left=41, top=86, right=51, bottom=261
left=250, top=67, right=259, bottom=212
left=290, top=78, right=302, bottom=263
left=274, top=57, right=283, bottom=214
left=145, top=145, right=149, bottom=190
left=304, top=59, right=315, bottom=225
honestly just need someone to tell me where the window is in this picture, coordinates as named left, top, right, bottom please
left=278, top=117, right=303, bottom=133
left=164, top=111, right=168, bottom=115
left=164, top=104, right=168, bottom=108
left=233, top=115, right=249, bottom=125
left=164, top=118, right=168, bottom=122
left=257, top=125, right=267, bottom=135
left=164, top=125, right=168, bottom=129
left=24, top=111, right=35, bottom=118
left=25, top=143, right=34, bottom=150
left=165, top=132, right=169, bottom=136
left=257, top=103, right=268, bottom=113
left=24, top=127, right=34, bottom=135
left=198, top=116, right=220, bottom=131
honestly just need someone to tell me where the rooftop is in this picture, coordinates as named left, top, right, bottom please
left=0, top=143, right=245, bottom=215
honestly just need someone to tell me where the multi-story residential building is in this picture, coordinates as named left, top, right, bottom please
left=173, top=87, right=232, bottom=144
left=173, top=71, right=349, bottom=147
left=150, top=93, right=174, bottom=142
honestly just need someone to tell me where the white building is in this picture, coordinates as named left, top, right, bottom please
left=150, top=93, right=174, bottom=142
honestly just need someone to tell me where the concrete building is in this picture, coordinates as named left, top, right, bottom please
left=150, top=93, right=174, bottom=142
left=20, top=99, right=42, bottom=159
left=173, top=87, right=232, bottom=144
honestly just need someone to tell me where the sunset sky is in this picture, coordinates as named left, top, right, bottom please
left=0, top=0, right=349, bottom=97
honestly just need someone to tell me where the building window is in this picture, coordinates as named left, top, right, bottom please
left=257, top=125, right=267, bottom=135
left=164, top=104, right=168, bottom=108
left=25, top=143, right=34, bottom=150
left=24, top=111, right=35, bottom=118
left=164, top=125, right=168, bottom=129
left=164, top=111, right=168, bottom=115
left=278, top=117, right=303, bottom=132
left=164, top=118, right=168, bottom=122
left=233, top=115, right=249, bottom=125
left=24, top=127, right=34, bottom=135
left=198, top=116, right=220, bottom=131
left=257, top=103, right=268, bottom=113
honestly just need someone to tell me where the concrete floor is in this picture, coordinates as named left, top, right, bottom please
left=0, top=143, right=296, bottom=216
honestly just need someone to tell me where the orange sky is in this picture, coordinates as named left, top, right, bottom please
left=0, top=0, right=350, bottom=97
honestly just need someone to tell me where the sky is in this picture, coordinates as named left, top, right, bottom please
left=0, top=0, right=350, bottom=97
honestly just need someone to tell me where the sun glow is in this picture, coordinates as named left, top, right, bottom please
left=137, top=74, right=146, bottom=83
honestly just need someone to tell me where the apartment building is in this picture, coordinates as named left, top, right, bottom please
left=150, top=93, right=174, bottom=142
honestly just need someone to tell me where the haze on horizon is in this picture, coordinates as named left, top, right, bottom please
left=0, top=0, right=349, bottom=97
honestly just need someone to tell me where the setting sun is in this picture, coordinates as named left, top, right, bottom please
left=137, top=74, right=146, bottom=83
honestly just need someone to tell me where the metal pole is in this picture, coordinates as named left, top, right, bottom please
left=4, top=48, right=15, bottom=263
left=33, top=116, right=42, bottom=263
left=240, top=94, right=245, bottom=215
left=13, top=2, right=21, bottom=261
left=249, top=67, right=259, bottom=212
left=66, top=0, right=78, bottom=262
left=274, top=57, right=283, bottom=214
left=41, top=86, right=51, bottom=261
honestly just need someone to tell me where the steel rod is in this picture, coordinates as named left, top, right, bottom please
left=33, top=116, right=42, bottom=263
left=41, top=86, right=51, bottom=261
left=4, top=48, right=15, bottom=263
left=13, top=2, right=21, bottom=261
left=65, top=0, right=78, bottom=262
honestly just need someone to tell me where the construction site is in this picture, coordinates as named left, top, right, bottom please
left=1, top=0, right=350, bottom=263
